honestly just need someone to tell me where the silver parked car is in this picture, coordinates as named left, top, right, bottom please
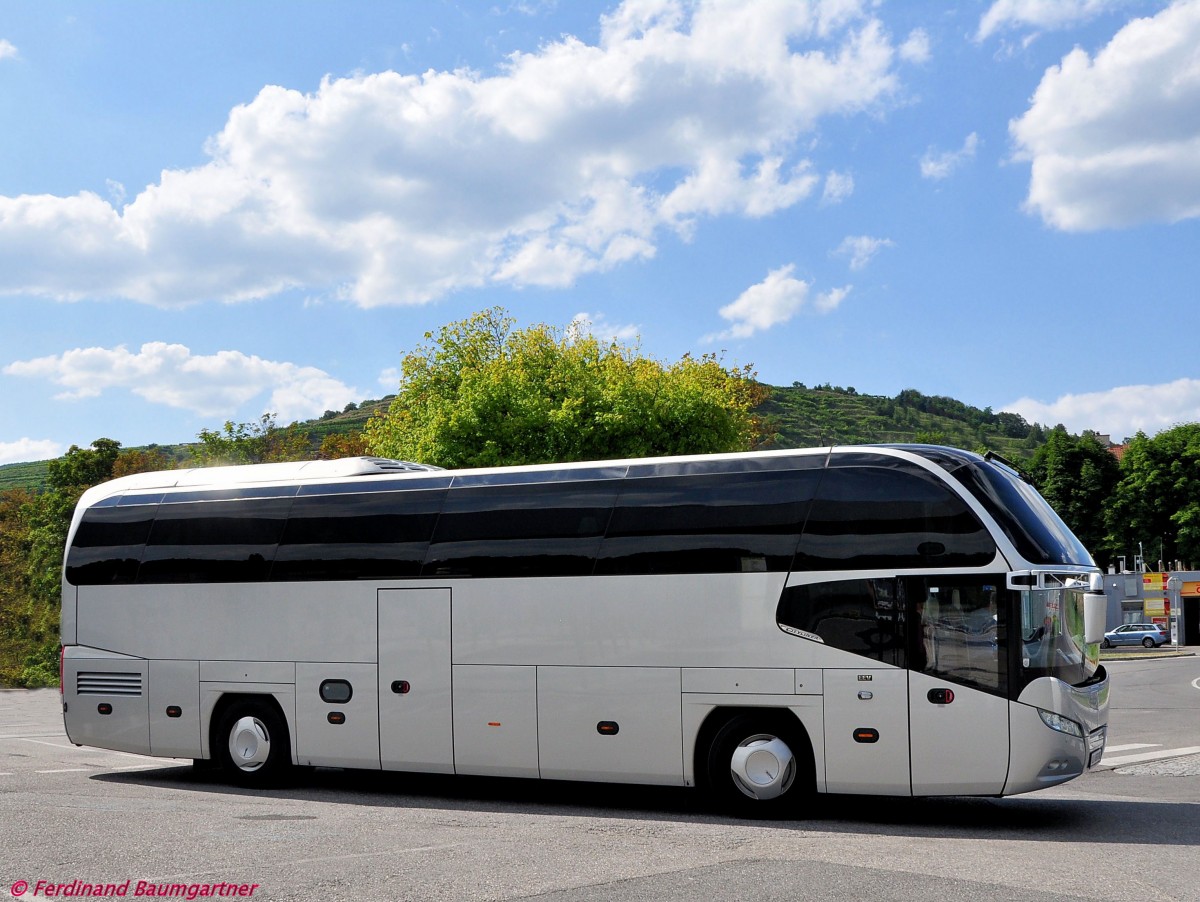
left=1101, top=623, right=1170, bottom=648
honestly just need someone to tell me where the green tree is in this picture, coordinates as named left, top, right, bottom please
left=192, top=413, right=311, bottom=465
left=913, top=431, right=948, bottom=445
left=1106, top=424, right=1200, bottom=568
left=112, top=448, right=176, bottom=479
left=1028, top=428, right=1120, bottom=567
left=365, top=307, right=767, bottom=468
left=319, top=431, right=368, bottom=459
left=0, top=438, right=128, bottom=686
left=46, top=438, right=121, bottom=490
left=0, top=488, right=50, bottom=685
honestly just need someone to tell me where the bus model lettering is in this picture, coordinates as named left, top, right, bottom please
left=60, top=446, right=1109, bottom=815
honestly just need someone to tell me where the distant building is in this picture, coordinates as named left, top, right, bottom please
left=1096, top=565, right=1199, bottom=646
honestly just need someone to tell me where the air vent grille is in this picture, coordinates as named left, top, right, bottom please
left=77, top=671, right=142, bottom=696
left=360, top=457, right=443, bottom=473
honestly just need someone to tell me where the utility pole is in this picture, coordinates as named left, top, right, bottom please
left=1167, top=576, right=1180, bottom=646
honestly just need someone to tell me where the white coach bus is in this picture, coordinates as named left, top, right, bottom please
left=60, top=445, right=1110, bottom=815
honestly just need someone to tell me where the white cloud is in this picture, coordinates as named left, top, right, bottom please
left=0, top=39, right=18, bottom=61
left=4, top=342, right=357, bottom=423
left=0, top=438, right=62, bottom=465
left=1010, top=1, right=1200, bottom=231
left=707, top=264, right=845, bottom=341
left=0, top=1, right=911, bottom=309
left=920, top=132, right=979, bottom=180
left=378, top=367, right=401, bottom=390
left=834, top=234, right=894, bottom=269
left=1004, top=378, right=1200, bottom=442
left=105, top=179, right=126, bottom=206
left=976, top=0, right=1126, bottom=42
left=899, top=28, right=931, bottom=64
left=570, top=311, right=640, bottom=344
left=813, top=285, right=851, bottom=313
left=820, top=170, right=855, bottom=205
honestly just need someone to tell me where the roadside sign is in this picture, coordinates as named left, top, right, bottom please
left=1143, top=572, right=1168, bottom=620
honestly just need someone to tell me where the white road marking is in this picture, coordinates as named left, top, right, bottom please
left=1099, top=746, right=1200, bottom=767
left=1103, top=743, right=1157, bottom=753
left=17, top=737, right=77, bottom=749
left=0, top=723, right=60, bottom=731
left=18, top=737, right=160, bottom=761
left=35, top=767, right=91, bottom=774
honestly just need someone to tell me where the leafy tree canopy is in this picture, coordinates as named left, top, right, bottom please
left=112, top=448, right=176, bottom=479
left=192, top=413, right=310, bottom=466
left=365, top=307, right=768, bottom=468
left=1028, top=428, right=1120, bottom=567
left=46, top=438, right=121, bottom=491
left=319, top=431, right=368, bottom=459
left=1105, top=424, right=1200, bottom=568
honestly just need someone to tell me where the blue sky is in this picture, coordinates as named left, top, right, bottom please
left=3, top=0, right=1199, bottom=464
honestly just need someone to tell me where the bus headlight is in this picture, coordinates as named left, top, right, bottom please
left=1038, top=709, right=1084, bottom=739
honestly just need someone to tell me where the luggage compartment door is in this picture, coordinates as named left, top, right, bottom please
left=538, top=666, right=684, bottom=785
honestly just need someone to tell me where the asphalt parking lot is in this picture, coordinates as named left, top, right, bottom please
left=3, top=658, right=1199, bottom=902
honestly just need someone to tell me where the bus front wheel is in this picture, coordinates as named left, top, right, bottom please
left=215, top=699, right=291, bottom=787
left=705, top=714, right=812, bottom=817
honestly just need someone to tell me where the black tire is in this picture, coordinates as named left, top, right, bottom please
left=1142, top=637, right=1155, bottom=648
left=1101, top=638, right=1111, bottom=649
left=704, top=713, right=813, bottom=818
left=214, top=699, right=291, bottom=787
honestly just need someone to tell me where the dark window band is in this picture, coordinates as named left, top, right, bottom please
left=65, top=452, right=1005, bottom=586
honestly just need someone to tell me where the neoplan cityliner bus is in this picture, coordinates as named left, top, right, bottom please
left=60, top=445, right=1110, bottom=815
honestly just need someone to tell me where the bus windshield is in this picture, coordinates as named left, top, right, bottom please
left=913, top=447, right=1094, bottom=567
left=1017, top=580, right=1100, bottom=689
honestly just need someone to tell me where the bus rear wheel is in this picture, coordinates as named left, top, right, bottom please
left=215, top=699, right=291, bottom=787
left=705, top=714, right=812, bottom=818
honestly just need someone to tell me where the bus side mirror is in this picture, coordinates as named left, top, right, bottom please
left=1084, top=592, right=1107, bottom=645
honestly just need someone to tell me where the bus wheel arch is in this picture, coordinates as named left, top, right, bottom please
left=695, top=707, right=815, bottom=817
left=210, top=694, right=293, bottom=787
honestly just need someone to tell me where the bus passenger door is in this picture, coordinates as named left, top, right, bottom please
left=907, top=579, right=1009, bottom=795
left=378, top=588, right=454, bottom=774
left=823, top=669, right=911, bottom=795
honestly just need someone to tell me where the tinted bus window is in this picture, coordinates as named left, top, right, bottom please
left=273, top=488, right=446, bottom=580
left=595, top=468, right=820, bottom=575
left=138, top=497, right=293, bottom=583
left=794, top=462, right=995, bottom=571
left=904, top=446, right=1093, bottom=567
left=949, top=462, right=1093, bottom=566
left=424, top=481, right=617, bottom=577
left=777, top=578, right=907, bottom=666
left=66, top=499, right=160, bottom=586
left=777, top=573, right=1007, bottom=693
